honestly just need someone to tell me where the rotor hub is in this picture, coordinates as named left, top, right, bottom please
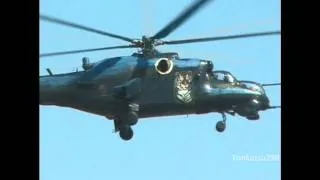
left=141, top=36, right=154, bottom=48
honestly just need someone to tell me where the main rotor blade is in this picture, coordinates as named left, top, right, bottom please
left=151, top=0, right=213, bottom=40
left=40, top=45, right=137, bottom=58
left=161, top=31, right=281, bottom=45
left=40, top=14, right=135, bottom=43
left=262, top=83, right=281, bottom=87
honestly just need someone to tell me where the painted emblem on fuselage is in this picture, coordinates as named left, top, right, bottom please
left=174, top=71, right=193, bottom=104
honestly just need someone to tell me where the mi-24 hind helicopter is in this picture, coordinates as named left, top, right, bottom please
left=40, top=0, right=281, bottom=141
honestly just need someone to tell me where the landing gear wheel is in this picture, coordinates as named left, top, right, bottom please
left=216, top=121, right=226, bottom=132
left=119, top=126, right=134, bottom=141
left=128, top=111, right=138, bottom=126
left=216, top=112, right=227, bottom=133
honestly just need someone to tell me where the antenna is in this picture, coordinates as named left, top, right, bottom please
left=46, top=68, right=53, bottom=76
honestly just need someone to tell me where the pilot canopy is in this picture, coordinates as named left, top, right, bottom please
left=212, top=71, right=237, bottom=83
left=239, top=81, right=266, bottom=94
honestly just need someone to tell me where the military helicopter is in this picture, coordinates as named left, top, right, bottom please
left=40, top=0, right=281, bottom=141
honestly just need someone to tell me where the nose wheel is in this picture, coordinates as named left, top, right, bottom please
left=216, top=113, right=227, bottom=133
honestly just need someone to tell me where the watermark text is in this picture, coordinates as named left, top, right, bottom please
left=232, top=154, right=280, bottom=162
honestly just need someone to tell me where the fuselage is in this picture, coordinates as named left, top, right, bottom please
left=40, top=55, right=269, bottom=120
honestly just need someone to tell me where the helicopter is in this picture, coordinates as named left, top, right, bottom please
left=40, top=0, right=281, bottom=141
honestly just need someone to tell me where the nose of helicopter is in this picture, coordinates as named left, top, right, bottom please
left=203, top=85, right=262, bottom=100
left=258, top=95, right=271, bottom=110
left=211, top=86, right=272, bottom=110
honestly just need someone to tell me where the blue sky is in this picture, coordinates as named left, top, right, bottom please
left=40, top=0, right=281, bottom=180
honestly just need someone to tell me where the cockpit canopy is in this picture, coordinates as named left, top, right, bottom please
left=212, top=71, right=237, bottom=83
left=210, top=71, right=265, bottom=94
left=239, top=81, right=265, bottom=94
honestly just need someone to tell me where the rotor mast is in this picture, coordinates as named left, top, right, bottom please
left=140, top=36, right=159, bottom=58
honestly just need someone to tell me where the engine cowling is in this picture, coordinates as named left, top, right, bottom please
left=154, top=58, right=174, bottom=75
left=112, top=78, right=142, bottom=100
